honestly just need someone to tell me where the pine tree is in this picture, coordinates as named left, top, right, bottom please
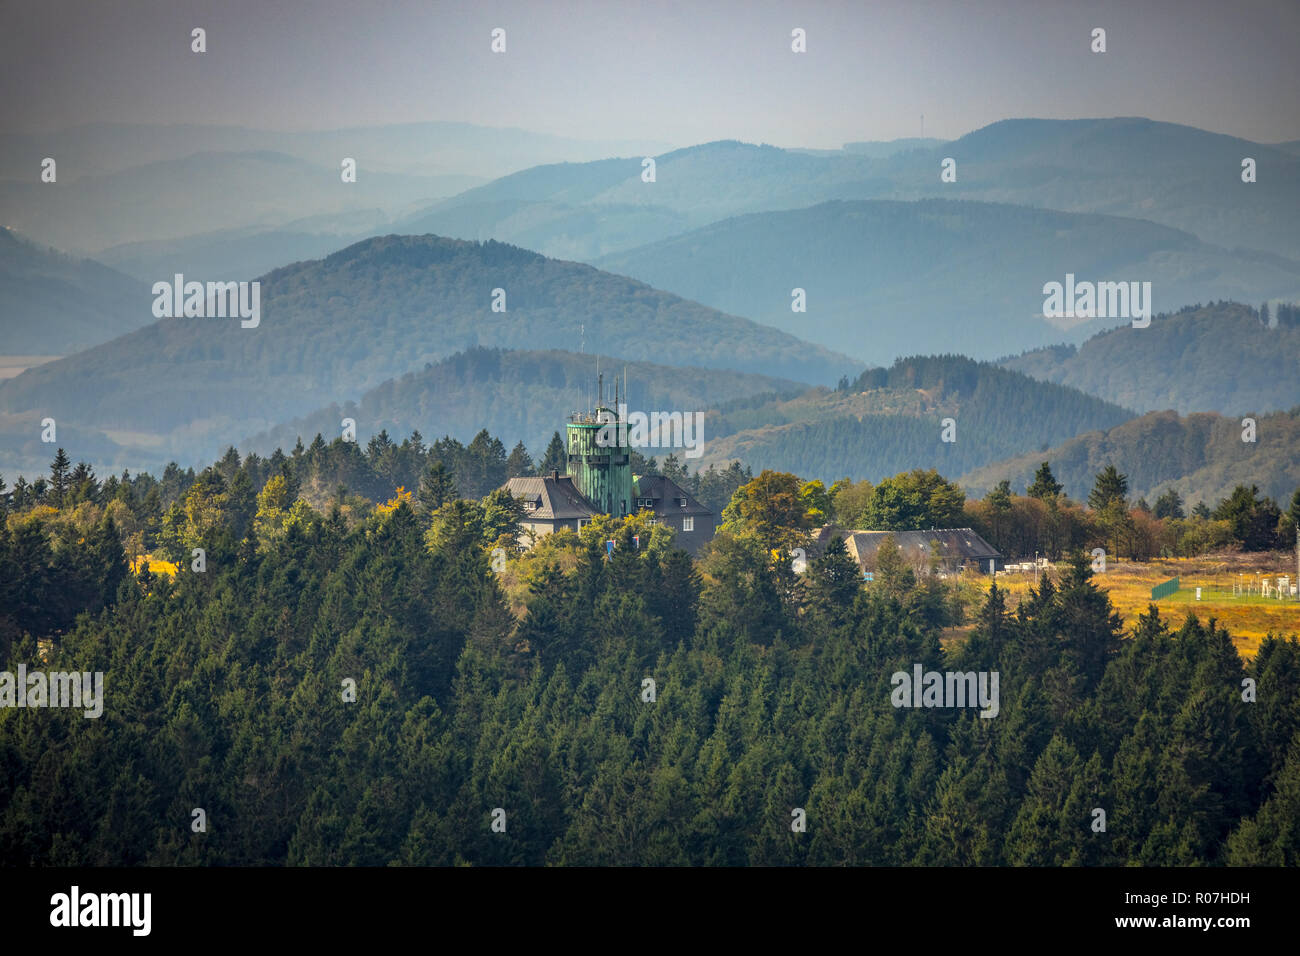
left=1153, top=486, right=1185, bottom=519
left=538, top=431, right=566, bottom=476
left=418, top=461, right=458, bottom=513
left=1088, top=465, right=1128, bottom=511
left=804, top=534, right=860, bottom=635
left=49, top=448, right=71, bottom=508
left=505, top=441, right=535, bottom=479
left=1027, top=461, right=1063, bottom=500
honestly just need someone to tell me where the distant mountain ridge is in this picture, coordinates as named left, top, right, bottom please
left=394, top=118, right=1300, bottom=264
left=0, top=234, right=854, bottom=476
left=0, top=151, right=469, bottom=255
left=998, top=301, right=1300, bottom=416
left=0, top=227, right=148, bottom=353
left=594, top=199, right=1300, bottom=366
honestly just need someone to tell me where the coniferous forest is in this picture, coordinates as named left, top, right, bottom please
left=2, top=445, right=1298, bottom=866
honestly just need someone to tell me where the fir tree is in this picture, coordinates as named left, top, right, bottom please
left=1026, top=461, right=1063, bottom=500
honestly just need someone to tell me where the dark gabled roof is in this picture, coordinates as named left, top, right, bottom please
left=503, top=476, right=600, bottom=520
left=632, top=474, right=713, bottom=517
left=842, top=528, right=1001, bottom=563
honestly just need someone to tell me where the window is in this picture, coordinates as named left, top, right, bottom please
left=647, top=517, right=657, bottom=526
left=682, top=517, right=694, bottom=532
left=677, top=497, right=688, bottom=508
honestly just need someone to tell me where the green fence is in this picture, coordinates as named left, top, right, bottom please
left=1151, top=576, right=1179, bottom=600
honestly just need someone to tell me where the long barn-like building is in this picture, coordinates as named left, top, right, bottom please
left=812, top=526, right=1003, bottom=574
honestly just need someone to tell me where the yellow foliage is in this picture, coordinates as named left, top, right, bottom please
left=130, top=553, right=178, bottom=576
left=377, top=486, right=413, bottom=516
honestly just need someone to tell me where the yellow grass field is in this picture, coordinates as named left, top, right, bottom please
left=983, top=554, right=1299, bottom=658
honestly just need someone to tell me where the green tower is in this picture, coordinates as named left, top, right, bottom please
left=566, top=373, right=632, bottom=518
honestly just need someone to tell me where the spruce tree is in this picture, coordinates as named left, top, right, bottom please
left=418, top=460, right=458, bottom=512
left=537, top=431, right=566, bottom=476
left=1027, top=461, right=1063, bottom=499
left=505, top=441, right=535, bottom=478
left=49, top=447, right=71, bottom=508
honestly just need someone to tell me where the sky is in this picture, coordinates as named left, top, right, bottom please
left=1, top=0, right=1298, bottom=147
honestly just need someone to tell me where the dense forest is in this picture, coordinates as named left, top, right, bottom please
left=695, top=354, right=1134, bottom=482
left=2, top=442, right=1298, bottom=866
left=962, top=404, right=1300, bottom=509
left=999, top=301, right=1300, bottom=416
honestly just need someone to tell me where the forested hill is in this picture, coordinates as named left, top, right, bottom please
left=998, top=301, right=1300, bottom=416
left=961, top=407, right=1300, bottom=507
left=0, top=228, right=149, bottom=354
left=2, top=488, right=1296, bottom=865
left=245, top=346, right=807, bottom=458
left=593, top=199, right=1300, bottom=366
left=689, top=355, right=1134, bottom=483
left=0, top=235, right=855, bottom=476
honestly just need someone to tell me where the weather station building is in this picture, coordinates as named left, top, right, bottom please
left=503, top=374, right=715, bottom=553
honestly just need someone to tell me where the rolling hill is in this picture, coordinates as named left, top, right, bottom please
left=894, top=118, right=1300, bottom=261
left=594, top=199, right=1300, bottom=366
left=678, top=355, right=1136, bottom=483
left=960, top=407, right=1300, bottom=508
left=246, top=347, right=808, bottom=460
left=999, top=301, right=1300, bottom=416
left=0, top=235, right=854, bottom=477
left=0, top=228, right=150, bottom=353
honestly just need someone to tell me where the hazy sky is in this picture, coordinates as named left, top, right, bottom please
left=2, top=0, right=1298, bottom=146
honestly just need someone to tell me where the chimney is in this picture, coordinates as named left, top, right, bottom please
left=551, top=469, right=559, bottom=481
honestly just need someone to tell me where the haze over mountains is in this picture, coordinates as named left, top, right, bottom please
left=595, top=199, right=1300, bottom=364
left=0, top=235, right=853, bottom=474
left=0, top=228, right=145, bottom=354
left=0, top=151, right=473, bottom=255
left=397, top=119, right=1300, bottom=263
left=0, top=120, right=673, bottom=276
left=1, top=115, right=1297, bottom=505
